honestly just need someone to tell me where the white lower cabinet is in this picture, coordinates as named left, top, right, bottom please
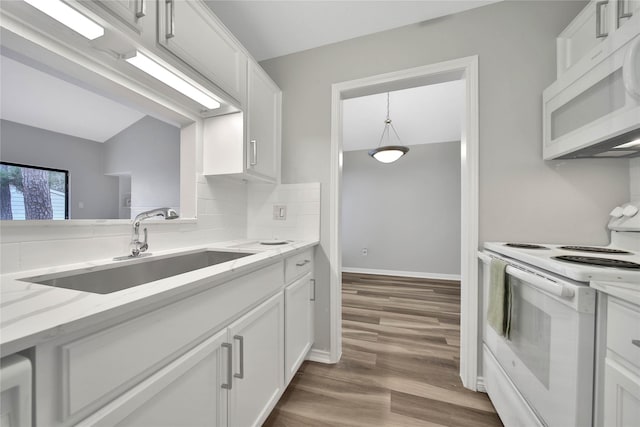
left=77, top=329, right=229, bottom=427
left=599, top=296, right=640, bottom=427
left=31, top=250, right=316, bottom=426
left=79, top=292, right=284, bottom=427
left=284, top=272, right=314, bottom=384
left=227, top=293, right=284, bottom=427
left=603, top=359, right=640, bottom=427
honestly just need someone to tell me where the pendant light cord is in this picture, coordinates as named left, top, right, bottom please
left=376, top=92, right=403, bottom=148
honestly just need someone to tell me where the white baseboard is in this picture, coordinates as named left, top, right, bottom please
left=476, top=376, right=487, bottom=393
left=342, top=267, right=461, bottom=282
left=306, top=348, right=338, bottom=364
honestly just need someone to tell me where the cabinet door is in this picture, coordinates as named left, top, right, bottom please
left=616, top=0, right=640, bottom=29
left=603, top=358, right=640, bottom=427
left=247, top=60, right=281, bottom=181
left=556, top=0, right=616, bottom=75
left=157, top=0, right=247, bottom=102
left=77, top=329, right=229, bottom=427
left=285, top=273, right=314, bottom=384
left=87, top=0, right=147, bottom=34
left=228, top=293, right=284, bottom=427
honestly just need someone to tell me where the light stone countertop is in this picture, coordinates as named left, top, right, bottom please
left=0, top=239, right=318, bottom=357
left=591, top=280, right=640, bottom=307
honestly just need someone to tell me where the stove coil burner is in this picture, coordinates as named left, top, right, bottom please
left=505, top=243, right=549, bottom=249
left=554, top=255, right=640, bottom=269
left=559, top=246, right=632, bottom=255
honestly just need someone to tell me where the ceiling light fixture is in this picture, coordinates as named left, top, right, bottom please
left=614, top=138, right=640, bottom=149
left=24, top=0, right=104, bottom=40
left=125, top=51, right=221, bottom=110
left=368, top=92, right=409, bottom=163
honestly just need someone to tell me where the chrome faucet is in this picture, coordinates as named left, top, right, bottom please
left=129, top=208, right=179, bottom=257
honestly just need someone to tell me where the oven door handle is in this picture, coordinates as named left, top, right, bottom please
left=479, top=252, right=575, bottom=299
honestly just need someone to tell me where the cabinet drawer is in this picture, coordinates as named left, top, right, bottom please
left=46, top=262, right=283, bottom=422
left=285, top=249, right=313, bottom=283
left=607, top=298, right=640, bottom=371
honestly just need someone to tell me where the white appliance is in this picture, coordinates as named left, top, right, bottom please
left=480, top=201, right=640, bottom=427
left=543, top=15, right=640, bottom=160
left=0, top=354, right=32, bottom=427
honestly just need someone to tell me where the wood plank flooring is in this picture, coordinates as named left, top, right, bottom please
left=263, top=273, right=503, bottom=427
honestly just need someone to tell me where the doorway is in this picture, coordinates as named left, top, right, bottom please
left=328, top=56, right=480, bottom=390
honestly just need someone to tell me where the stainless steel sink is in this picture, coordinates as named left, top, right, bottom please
left=20, top=250, right=255, bottom=294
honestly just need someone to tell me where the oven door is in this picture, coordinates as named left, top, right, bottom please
left=481, top=253, right=596, bottom=427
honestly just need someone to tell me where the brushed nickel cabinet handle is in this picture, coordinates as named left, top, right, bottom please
left=135, top=0, right=146, bottom=18
left=249, top=140, right=258, bottom=166
left=221, top=343, right=232, bottom=389
left=596, top=1, right=609, bottom=38
left=310, top=278, right=316, bottom=301
left=233, top=335, right=244, bottom=379
left=296, top=259, right=311, bottom=267
left=165, top=0, right=175, bottom=39
left=632, top=339, right=640, bottom=348
left=618, top=0, right=633, bottom=27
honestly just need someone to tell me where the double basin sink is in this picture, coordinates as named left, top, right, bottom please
left=20, top=250, right=255, bottom=294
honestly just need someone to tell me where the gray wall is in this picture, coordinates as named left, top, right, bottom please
left=262, top=1, right=631, bottom=352
left=104, top=116, right=180, bottom=218
left=0, top=119, right=118, bottom=219
left=342, top=142, right=461, bottom=276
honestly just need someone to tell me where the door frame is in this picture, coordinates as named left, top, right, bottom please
left=328, top=55, right=480, bottom=389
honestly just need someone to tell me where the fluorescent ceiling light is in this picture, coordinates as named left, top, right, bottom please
left=24, top=0, right=104, bottom=40
left=126, top=51, right=221, bottom=110
left=614, top=138, right=640, bottom=149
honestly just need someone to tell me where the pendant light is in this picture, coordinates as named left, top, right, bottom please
left=368, top=92, right=409, bottom=163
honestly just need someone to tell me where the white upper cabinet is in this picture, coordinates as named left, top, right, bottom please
left=557, top=0, right=640, bottom=76
left=157, top=0, right=247, bottom=104
left=247, top=60, right=281, bottom=181
left=202, top=59, right=281, bottom=183
left=83, top=0, right=150, bottom=36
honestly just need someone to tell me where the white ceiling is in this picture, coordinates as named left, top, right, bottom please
left=205, top=0, right=499, bottom=61
left=0, top=54, right=145, bottom=143
left=342, top=80, right=464, bottom=152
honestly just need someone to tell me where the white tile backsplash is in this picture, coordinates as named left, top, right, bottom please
left=631, top=158, right=640, bottom=201
left=0, top=176, right=248, bottom=273
left=0, top=178, right=320, bottom=274
left=247, top=182, right=321, bottom=241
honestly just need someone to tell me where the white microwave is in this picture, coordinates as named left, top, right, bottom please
left=543, top=15, right=640, bottom=160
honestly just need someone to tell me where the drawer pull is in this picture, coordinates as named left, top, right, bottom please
left=233, top=335, right=244, bottom=379
left=221, top=343, right=232, bottom=389
left=296, top=259, right=311, bottom=267
left=632, top=339, right=640, bottom=348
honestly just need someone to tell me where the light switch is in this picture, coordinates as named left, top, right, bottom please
left=273, top=205, right=287, bottom=220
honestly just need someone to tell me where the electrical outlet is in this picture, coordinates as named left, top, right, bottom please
left=273, top=205, right=287, bottom=220
left=361, top=248, right=368, bottom=256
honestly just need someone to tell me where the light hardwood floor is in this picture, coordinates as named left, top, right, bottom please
left=263, top=273, right=503, bottom=427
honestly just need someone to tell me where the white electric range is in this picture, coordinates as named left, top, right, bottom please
left=479, top=201, right=640, bottom=427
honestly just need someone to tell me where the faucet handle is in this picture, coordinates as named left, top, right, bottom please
left=139, top=227, right=149, bottom=253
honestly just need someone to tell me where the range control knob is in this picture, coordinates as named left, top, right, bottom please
left=610, top=206, right=624, bottom=218
left=623, top=205, right=639, bottom=217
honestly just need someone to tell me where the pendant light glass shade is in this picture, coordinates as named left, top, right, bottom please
left=368, top=92, right=409, bottom=163
left=368, top=145, right=409, bottom=163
